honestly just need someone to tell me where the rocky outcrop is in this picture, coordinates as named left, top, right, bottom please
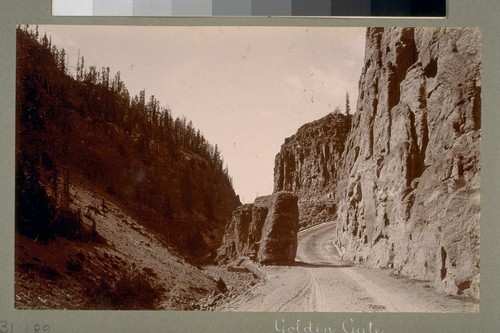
left=257, top=192, right=299, bottom=264
left=335, top=28, right=481, bottom=299
left=217, top=192, right=298, bottom=265
left=274, top=113, right=351, bottom=228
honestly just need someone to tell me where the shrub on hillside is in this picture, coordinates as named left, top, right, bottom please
left=53, top=208, right=85, bottom=239
left=53, top=208, right=103, bottom=243
left=87, top=268, right=166, bottom=310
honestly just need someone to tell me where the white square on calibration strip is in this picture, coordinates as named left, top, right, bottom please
left=52, top=0, right=93, bottom=16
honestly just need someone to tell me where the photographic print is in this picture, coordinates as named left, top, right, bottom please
left=15, top=25, right=480, bottom=312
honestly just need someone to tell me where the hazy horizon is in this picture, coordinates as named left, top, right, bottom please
left=37, top=25, right=366, bottom=203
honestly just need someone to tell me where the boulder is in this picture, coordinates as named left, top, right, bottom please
left=257, top=192, right=299, bottom=264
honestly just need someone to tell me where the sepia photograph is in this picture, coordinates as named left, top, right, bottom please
left=15, top=25, right=480, bottom=312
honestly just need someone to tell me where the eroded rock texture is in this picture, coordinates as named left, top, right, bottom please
left=274, top=113, right=351, bottom=228
left=257, top=192, right=299, bottom=264
left=217, top=196, right=270, bottom=263
left=217, top=193, right=299, bottom=265
left=335, top=28, right=481, bottom=299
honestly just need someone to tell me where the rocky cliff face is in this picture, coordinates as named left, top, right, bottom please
left=217, top=192, right=298, bottom=264
left=219, top=27, right=480, bottom=299
left=274, top=113, right=351, bottom=228
left=335, top=28, right=481, bottom=299
left=257, top=192, right=299, bottom=264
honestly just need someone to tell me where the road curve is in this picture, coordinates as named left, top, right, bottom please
left=217, top=222, right=478, bottom=312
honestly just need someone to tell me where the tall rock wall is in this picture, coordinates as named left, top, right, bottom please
left=274, top=113, right=351, bottom=228
left=335, top=28, right=481, bottom=299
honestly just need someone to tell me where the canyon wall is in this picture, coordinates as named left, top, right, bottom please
left=335, top=28, right=481, bottom=298
left=274, top=113, right=351, bottom=228
left=219, top=27, right=480, bottom=299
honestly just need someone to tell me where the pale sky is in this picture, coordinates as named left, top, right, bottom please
left=39, top=25, right=366, bottom=203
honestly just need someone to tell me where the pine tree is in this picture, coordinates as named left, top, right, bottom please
left=345, top=92, right=351, bottom=115
left=59, top=48, right=67, bottom=74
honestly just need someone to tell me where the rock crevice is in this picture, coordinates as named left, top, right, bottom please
left=273, top=113, right=351, bottom=228
left=335, top=28, right=481, bottom=299
left=217, top=192, right=299, bottom=265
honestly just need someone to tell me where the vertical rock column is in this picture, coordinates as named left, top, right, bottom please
left=257, top=192, right=299, bottom=264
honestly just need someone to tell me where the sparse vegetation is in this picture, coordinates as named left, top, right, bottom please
left=87, top=267, right=166, bottom=310
left=53, top=207, right=102, bottom=243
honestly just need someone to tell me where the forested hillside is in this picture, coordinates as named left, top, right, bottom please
left=16, top=25, right=240, bottom=261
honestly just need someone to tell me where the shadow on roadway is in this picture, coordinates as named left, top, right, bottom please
left=292, top=261, right=353, bottom=268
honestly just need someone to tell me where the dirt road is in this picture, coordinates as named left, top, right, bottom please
left=217, top=222, right=478, bottom=312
